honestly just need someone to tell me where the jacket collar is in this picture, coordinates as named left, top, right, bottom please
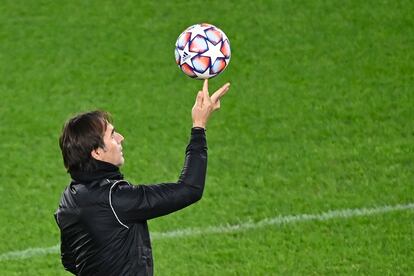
left=69, top=160, right=123, bottom=183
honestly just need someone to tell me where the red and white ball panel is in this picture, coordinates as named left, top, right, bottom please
left=211, top=58, right=227, bottom=74
left=190, top=35, right=208, bottom=53
left=176, top=32, right=191, bottom=50
left=192, top=56, right=211, bottom=72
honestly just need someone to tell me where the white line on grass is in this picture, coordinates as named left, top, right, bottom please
left=1, top=202, right=413, bottom=262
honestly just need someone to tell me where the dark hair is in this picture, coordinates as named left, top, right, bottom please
left=59, top=110, right=112, bottom=173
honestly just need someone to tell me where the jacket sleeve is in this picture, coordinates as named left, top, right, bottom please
left=54, top=214, right=77, bottom=274
left=111, top=127, right=207, bottom=222
left=60, top=237, right=77, bottom=274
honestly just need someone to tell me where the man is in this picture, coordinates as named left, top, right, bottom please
left=55, top=80, right=230, bottom=275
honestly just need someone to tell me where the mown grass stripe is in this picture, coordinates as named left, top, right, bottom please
left=0, top=245, right=60, bottom=262
left=1, top=203, right=412, bottom=261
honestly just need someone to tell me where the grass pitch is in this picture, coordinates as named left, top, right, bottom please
left=0, top=0, right=413, bottom=275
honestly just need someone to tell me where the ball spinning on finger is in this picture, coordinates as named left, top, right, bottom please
left=174, top=23, right=231, bottom=80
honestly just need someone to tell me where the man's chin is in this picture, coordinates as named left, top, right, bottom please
left=117, top=157, right=125, bottom=167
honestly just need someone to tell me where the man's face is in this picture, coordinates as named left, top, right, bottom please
left=92, top=123, right=125, bottom=167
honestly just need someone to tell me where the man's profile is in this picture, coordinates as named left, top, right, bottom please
left=54, top=80, right=230, bottom=275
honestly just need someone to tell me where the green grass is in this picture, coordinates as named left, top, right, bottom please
left=0, top=0, right=413, bottom=275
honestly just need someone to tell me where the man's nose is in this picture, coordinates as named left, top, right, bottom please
left=116, top=133, right=124, bottom=143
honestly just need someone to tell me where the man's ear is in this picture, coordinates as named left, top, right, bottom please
left=91, top=148, right=103, bottom=161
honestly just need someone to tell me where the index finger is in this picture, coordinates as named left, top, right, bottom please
left=203, top=79, right=209, bottom=94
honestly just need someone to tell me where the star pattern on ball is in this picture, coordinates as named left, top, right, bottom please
left=189, top=25, right=210, bottom=40
left=177, top=41, right=198, bottom=67
left=203, top=40, right=225, bottom=65
left=194, top=69, right=216, bottom=79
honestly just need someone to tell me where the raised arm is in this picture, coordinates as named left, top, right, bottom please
left=111, top=80, right=230, bottom=222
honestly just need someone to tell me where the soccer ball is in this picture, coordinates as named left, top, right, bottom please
left=174, top=23, right=231, bottom=79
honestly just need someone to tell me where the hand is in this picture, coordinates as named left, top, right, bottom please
left=192, top=79, right=230, bottom=129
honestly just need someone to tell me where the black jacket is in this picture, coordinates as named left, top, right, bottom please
left=54, top=128, right=207, bottom=275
